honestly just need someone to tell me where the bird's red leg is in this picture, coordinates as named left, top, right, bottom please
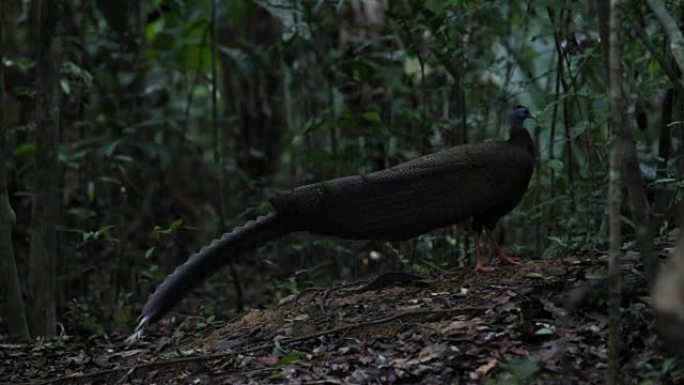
left=487, top=230, right=519, bottom=265
left=474, top=233, right=496, bottom=272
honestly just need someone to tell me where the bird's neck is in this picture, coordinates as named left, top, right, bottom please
left=508, top=128, right=535, bottom=157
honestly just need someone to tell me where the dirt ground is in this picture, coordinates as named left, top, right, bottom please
left=3, top=230, right=683, bottom=385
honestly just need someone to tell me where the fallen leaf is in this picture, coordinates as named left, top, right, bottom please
left=470, top=358, right=498, bottom=379
left=441, top=320, right=470, bottom=334
left=418, top=343, right=448, bottom=363
left=257, top=355, right=279, bottom=365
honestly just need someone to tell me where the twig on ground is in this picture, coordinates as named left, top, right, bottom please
left=38, top=305, right=488, bottom=385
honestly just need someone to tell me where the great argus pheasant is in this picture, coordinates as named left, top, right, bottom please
left=132, top=105, right=536, bottom=337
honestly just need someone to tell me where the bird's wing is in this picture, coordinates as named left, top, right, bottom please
left=273, top=143, right=501, bottom=240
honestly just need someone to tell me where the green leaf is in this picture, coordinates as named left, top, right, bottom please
left=4, top=56, right=35, bottom=71
left=534, top=326, right=554, bottom=335
left=547, top=159, right=564, bottom=172
left=61, top=61, right=93, bottom=87
left=362, top=110, right=381, bottom=123
left=116, top=72, right=137, bottom=88
left=114, top=308, right=130, bottom=325
left=277, top=351, right=301, bottom=366
left=502, top=356, right=541, bottom=379
left=145, top=247, right=156, bottom=259
left=651, top=178, right=677, bottom=186
left=175, top=349, right=197, bottom=357
left=94, top=224, right=115, bottom=239
left=170, top=218, right=184, bottom=231
left=548, top=236, right=567, bottom=247
left=68, top=207, right=93, bottom=220
left=101, top=140, right=121, bottom=157
left=60, top=79, right=71, bottom=95
left=87, top=181, right=96, bottom=203
left=648, top=58, right=660, bottom=77
left=14, top=142, right=36, bottom=156
left=424, top=0, right=445, bottom=13
left=97, top=176, right=122, bottom=185
left=62, top=228, right=86, bottom=235
left=150, top=30, right=177, bottom=51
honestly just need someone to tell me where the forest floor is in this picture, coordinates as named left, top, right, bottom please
left=3, top=229, right=683, bottom=385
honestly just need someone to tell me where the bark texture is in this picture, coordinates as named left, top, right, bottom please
left=28, top=0, right=63, bottom=337
left=607, top=1, right=624, bottom=383
left=0, top=9, right=30, bottom=341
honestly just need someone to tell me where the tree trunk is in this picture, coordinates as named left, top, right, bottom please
left=96, top=0, right=146, bottom=311
left=28, top=0, right=63, bottom=337
left=607, top=1, right=624, bottom=383
left=97, top=0, right=145, bottom=115
left=221, top=2, right=285, bottom=194
left=0, top=0, right=19, bottom=54
left=623, top=142, right=656, bottom=288
left=595, top=0, right=610, bottom=72
left=647, top=0, right=684, bottom=74
left=0, top=13, right=30, bottom=341
left=619, top=5, right=656, bottom=289
left=652, top=89, right=673, bottom=231
left=651, top=199, right=684, bottom=355
left=646, top=0, right=684, bottom=229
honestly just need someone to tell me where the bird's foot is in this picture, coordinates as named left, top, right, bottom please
left=495, top=254, right=520, bottom=266
left=474, top=261, right=497, bottom=273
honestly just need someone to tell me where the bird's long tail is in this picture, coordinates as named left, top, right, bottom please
left=131, top=212, right=288, bottom=338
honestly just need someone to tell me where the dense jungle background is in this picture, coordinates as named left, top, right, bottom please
left=2, top=0, right=684, bottom=383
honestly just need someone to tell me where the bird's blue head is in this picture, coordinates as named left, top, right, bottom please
left=509, top=105, right=535, bottom=129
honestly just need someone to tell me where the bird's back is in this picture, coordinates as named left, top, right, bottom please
left=272, top=140, right=532, bottom=240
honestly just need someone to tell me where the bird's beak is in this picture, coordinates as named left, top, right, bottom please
left=529, top=111, right=537, bottom=120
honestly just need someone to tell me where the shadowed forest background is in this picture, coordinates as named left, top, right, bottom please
left=2, top=0, right=684, bottom=383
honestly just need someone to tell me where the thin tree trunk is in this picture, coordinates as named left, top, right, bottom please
left=647, top=0, right=684, bottom=74
left=98, top=0, right=145, bottom=302
left=607, top=1, right=624, bottom=383
left=595, top=0, right=610, bottom=72
left=221, top=2, right=285, bottom=193
left=680, top=201, right=684, bottom=237
left=632, top=8, right=684, bottom=92
left=211, top=0, right=243, bottom=312
left=623, top=142, right=656, bottom=289
left=617, top=13, right=656, bottom=288
left=652, top=89, right=673, bottom=232
left=646, top=0, right=684, bottom=231
left=28, top=0, right=63, bottom=337
left=0, top=16, right=30, bottom=341
left=210, top=0, right=226, bottom=230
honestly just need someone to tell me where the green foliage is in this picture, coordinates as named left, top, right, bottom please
left=153, top=218, right=185, bottom=242
left=637, top=357, right=683, bottom=384
left=65, top=298, right=107, bottom=337
left=60, top=61, right=93, bottom=94
left=485, top=357, right=541, bottom=385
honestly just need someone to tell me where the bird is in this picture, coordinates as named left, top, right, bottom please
left=132, top=105, right=536, bottom=337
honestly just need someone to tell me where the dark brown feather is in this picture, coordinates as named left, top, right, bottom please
left=272, top=138, right=533, bottom=239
